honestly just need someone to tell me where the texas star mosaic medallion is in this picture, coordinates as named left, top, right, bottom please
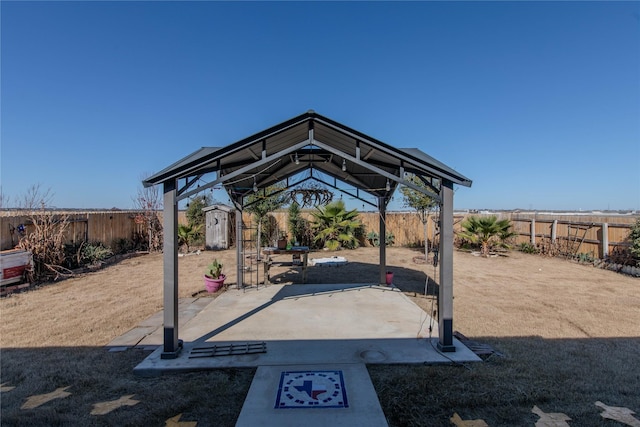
left=275, top=370, right=348, bottom=409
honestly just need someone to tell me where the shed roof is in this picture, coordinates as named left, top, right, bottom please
left=202, top=204, right=234, bottom=213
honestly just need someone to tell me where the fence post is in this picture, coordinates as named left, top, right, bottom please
left=602, top=222, right=609, bottom=259
left=551, top=220, right=557, bottom=242
left=530, top=219, right=536, bottom=245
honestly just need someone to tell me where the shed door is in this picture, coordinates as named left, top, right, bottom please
left=207, top=211, right=228, bottom=249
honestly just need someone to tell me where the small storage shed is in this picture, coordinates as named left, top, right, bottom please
left=203, top=204, right=234, bottom=250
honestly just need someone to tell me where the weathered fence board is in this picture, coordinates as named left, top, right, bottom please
left=0, top=211, right=187, bottom=250
left=506, top=214, right=637, bottom=259
left=2, top=209, right=636, bottom=262
left=261, top=210, right=636, bottom=259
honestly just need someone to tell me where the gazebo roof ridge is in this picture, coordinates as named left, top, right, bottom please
left=143, top=111, right=472, bottom=200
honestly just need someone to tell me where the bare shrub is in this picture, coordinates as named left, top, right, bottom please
left=16, top=185, right=72, bottom=282
left=133, top=175, right=163, bottom=252
left=608, top=246, right=636, bottom=266
left=536, top=237, right=561, bottom=257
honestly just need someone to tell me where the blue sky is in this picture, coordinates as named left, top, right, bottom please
left=2, top=1, right=639, bottom=211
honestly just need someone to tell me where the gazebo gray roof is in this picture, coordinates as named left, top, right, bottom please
left=144, top=110, right=471, bottom=361
left=144, top=110, right=471, bottom=207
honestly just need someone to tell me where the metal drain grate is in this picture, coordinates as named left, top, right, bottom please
left=189, top=342, right=267, bottom=358
left=453, top=331, right=503, bottom=359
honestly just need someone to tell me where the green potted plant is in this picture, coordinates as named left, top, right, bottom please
left=204, top=259, right=225, bottom=292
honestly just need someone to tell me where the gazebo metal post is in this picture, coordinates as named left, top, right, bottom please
left=437, top=179, right=455, bottom=352
left=379, top=196, right=387, bottom=285
left=235, top=205, right=243, bottom=289
left=161, top=179, right=182, bottom=358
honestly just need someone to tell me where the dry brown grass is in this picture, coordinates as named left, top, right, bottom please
left=0, top=251, right=241, bottom=348
left=0, top=347, right=253, bottom=426
left=378, top=250, right=640, bottom=426
left=1, top=247, right=638, bottom=426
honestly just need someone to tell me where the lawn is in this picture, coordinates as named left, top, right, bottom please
left=1, top=247, right=638, bottom=426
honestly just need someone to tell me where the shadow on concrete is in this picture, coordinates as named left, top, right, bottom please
left=133, top=281, right=481, bottom=375
left=194, top=283, right=398, bottom=344
left=267, top=257, right=439, bottom=294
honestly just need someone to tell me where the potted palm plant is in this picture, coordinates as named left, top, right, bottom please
left=203, top=259, right=225, bottom=292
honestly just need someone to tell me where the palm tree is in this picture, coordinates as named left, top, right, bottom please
left=311, top=200, right=363, bottom=250
left=177, top=223, right=201, bottom=253
left=458, top=216, right=515, bottom=257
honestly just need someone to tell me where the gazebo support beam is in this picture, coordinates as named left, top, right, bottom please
left=235, top=205, right=243, bottom=289
left=379, top=197, right=387, bottom=285
left=161, top=179, right=182, bottom=359
left=437, top=179, right=455, bottom=352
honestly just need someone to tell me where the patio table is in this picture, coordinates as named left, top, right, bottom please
left=262, top=246, right=309, bottom=284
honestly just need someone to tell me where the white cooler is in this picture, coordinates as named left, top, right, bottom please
left=0, top=249, right=32, bottom=286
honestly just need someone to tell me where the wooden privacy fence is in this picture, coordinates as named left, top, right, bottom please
left=0, top=211, right=187, bottom=251
left=504, top=213, right=636, bottom=260
left=2, top=209, right=636, bottom=261
left=259, top=211, right=636, bottom=260
left=261, top=210, right=465, bottom=248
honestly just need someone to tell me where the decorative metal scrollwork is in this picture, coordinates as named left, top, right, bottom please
left=287, top=183, right=334, bottom=207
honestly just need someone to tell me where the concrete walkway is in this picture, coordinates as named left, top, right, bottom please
left=236, top=363, right=388, bottom=427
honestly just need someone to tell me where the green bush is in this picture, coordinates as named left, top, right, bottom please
left=576, top=252, right=595, bottom=264
left=80, top=242, right=113, bottom=265
left=518, top=242, right=538, bottom=254
left=63, top=243, right=83, bottom=269
left=288, top=202, right=309, bottom=245
left=186, top=195, right=210, bottom=229
left=629, top=218, right=640, bottom=266
left=111, top=237, right=134, bottom=255
left=366, top=231, right=395, bottom=247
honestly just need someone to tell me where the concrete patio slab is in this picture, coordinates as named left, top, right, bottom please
left=181, top=283, right=433, bottom=342
left=133, top=283, right=480, bottom=375
left=135, top=336, right=478, bottom=374
left=106, top=297, right=213, bottom=349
